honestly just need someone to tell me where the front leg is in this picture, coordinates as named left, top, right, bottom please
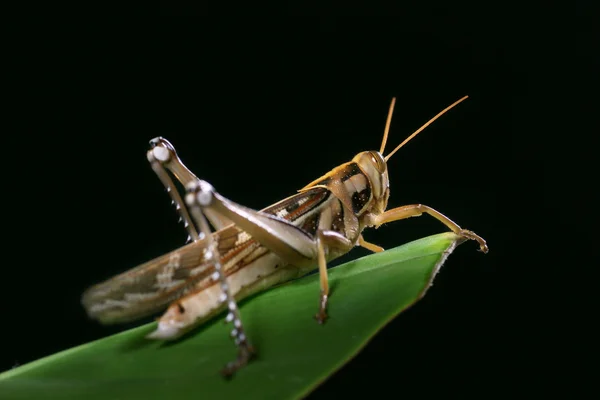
left=358, top=234, right=385, bottom=253
left=368, top=204, right=488, bottom=253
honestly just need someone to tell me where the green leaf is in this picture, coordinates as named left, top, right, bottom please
left=0, top=232, right=465, bottom=399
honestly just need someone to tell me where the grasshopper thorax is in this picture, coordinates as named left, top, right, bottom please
left=352, top=151, right=390, bottom=215
left=299, top=150, right=390, bottom=218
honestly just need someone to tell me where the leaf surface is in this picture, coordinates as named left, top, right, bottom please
left=0, top=232, right=464, bottom=399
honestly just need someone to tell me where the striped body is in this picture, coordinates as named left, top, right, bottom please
left=82, top=159, right=379, bottom=337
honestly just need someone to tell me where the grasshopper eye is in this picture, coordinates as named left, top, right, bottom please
left=369, top=151, right=386, bottom=173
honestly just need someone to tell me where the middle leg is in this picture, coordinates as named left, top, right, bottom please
left=314, top=230, right=354, bottom=324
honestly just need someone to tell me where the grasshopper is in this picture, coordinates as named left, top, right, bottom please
left=82, top=96, right=488, bottom=377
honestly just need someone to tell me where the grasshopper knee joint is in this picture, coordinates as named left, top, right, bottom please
left=148, top=137, right=177, bottom=163
left=185, top=180, right=215, bottom=207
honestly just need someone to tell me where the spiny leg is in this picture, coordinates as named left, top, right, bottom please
left=147, top=137, right=233, bottom=243
left=185, top=181, right=255, bottom=378
left=369, top=204, right=488, bottom=253
left=147, top=137, right=200, bottom=242
left=315, top=230, right=353, bottom=324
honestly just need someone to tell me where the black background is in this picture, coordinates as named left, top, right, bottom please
left=4, top=18, right=590, bottom=398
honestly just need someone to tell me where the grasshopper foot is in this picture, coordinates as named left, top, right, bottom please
left=221, top=343, right=256, bottom=379
left=314, top=291, right=329, bottom=324
left=314, top=310, right=329, bottom=325
left=458, top=229, right=489, bottom=253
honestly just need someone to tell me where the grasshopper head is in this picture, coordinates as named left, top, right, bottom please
left=354, top=95, right=469, bottom=216
left=352, top=151, right=390, bottom=214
